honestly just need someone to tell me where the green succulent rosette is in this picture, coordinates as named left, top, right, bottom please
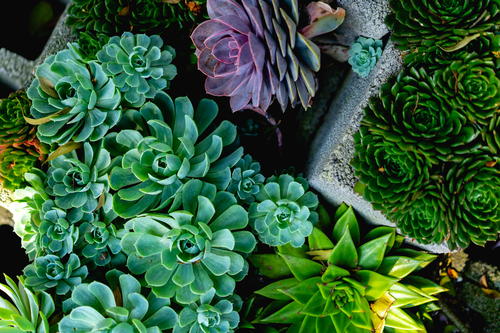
left=108, top=92, right=243, bottom=218
left=386, top=0, right=500, bottom=54
left=348, top=37, right=383, bottom=78
left=249, top=174, right=319, bottom=248
left=121, top=179, right=256, bottom=304
left=174, top=288, right=240, bottom=333
left=59, top=270, right=177, bottom=332
left=0, top=146, right=39, bottom=191
left=24, top=253, right=88, bottom=296
left=76, top=31, right=110, bottom=61
left=97, top=32, right=177, bottom=107
left=227, top=154, right=265, bottom=204
left=0, top=275, right=55, bottom=332
left=0, top=90, right=35, bottom=147
left=27, top=46, right=121, bottom=145
left=38, top=201, right=79, bottom=257
left=46, top=141, right=112, bottom=213
left=442, top=153, right=499, bottom=248
left=252, top=204, right=445, bottom=332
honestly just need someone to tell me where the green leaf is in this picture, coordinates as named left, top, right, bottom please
left=248, top=254, right=291, bottom=279
left=403, top=276, right=447, bottom=296
left=279, top=277, right=321, bottom=305
left=277, top=244, right=307, bottom=258
left=332, top=206, right=360, bottom=244
left=321, top=265, right=350, bottom=282
left=257, top=301, right=304, bottom=324
left=363, top=227, right=395, bottom=253
left=440, top=33, right=481, bottom=52
left=255, top=278, right=299, bottom=300
left=384, top=307, right=425, bottom=331
left=328, top=228, right=358, bottom=269
left=355, top=270, right=398, bottom=301
left=46, top=141, right=83, bottom=162
left=308, top=228, right=334, bottom=250
left=279, top=254, right=323, bottom=281
left=358, top=233, right=392, bottom=270
left=389, top=283, right=437, bottom=308
left=392, top=249, right=436, bottom=268
left=377, top=256, right=423, bottom=279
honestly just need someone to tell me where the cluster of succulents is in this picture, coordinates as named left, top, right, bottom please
left=351, top=3, right=500, bottom=249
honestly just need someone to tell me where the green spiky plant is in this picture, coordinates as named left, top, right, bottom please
left=107, top=91, right=243, bottom=218
left=0, top=146, right=39, bottom=191
left=0, top=90, right=35, bottom=147
left=251, top=204, right=446, bottom=332
left=0, top=275, right=55, bottom=332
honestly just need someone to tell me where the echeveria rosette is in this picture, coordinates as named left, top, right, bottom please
left=27, top=46, right=122, bottom=145
left=46, top=142, right=111, bottom=213
left=386, top=0, right=500, bottom=54
left=108, top=92, right=243, bottom=218
left=249, top=174, right=318, bottom=248
left=361, top=67, right=481, bottom=164
left=0, top=275, right=55, bottom=332
left=59, top=270, right=177, bottom=332
left=38, top=201, right=79, bottom=257
left=174, top=288, right=240, bottom=333
left=121, top=179, right=257, bottom=304
left=443, top=153, right=500, bottom=248
left=191, top=0, right=337, bottom=113
left=0, top=90, right=35, bottom=147
left=0, top=146, right=39, bottom=191
left=227, top=154, right=265, bottom=204
left=253, top=204, right=445, bottom=332
left=352, top=127, right=433, bottom=211
left=348, top=37, right=382, bottom=78
left=24, top=253, right=88, bottom=295
left=97, top=32, right=177, bottom=107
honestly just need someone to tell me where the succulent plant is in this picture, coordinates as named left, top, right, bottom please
left=27, top=46, right=122, bottom=145
left=121, top=179, right=256, bottom=304
left=386, top=0, right=500, bottom=54
left=0, top=275, right=55, bottom=332
left=0, top=90, right=35, bottom=147
left=24, top=253, right=88, bottom=295
left=249, top=174, right=318, bottom=248
left=59, top=270, right=177, bottom=332
left=97, top=32, right=177, bottom=107
left=227, top=154, right=265, bottom=204
left=38, top=201, right=79, bottom=257
left=76, top=31, right=110, bottom=61
left=46, top=141, right=111, bottom=213
left=253, top=204, right=445, bottom=332
left=174, top=288, right=240, bottom=333
left=348, top=37, right=383, bottom=78
left=108, top=92, right=243, bottom=218
left=191, top=0, right=344, bottom=113
left=0, top=146, right=39, bottom=191
left=442, top=153, right=499, bottom=248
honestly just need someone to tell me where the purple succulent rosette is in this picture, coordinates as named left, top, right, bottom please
left=191, top=0, right=343, bottom=114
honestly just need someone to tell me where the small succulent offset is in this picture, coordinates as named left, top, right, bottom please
left=97, top=32, right=177, bottom=107
left=0, top=275, right=55, bottom=333
left=108, top=92, right=243, bottom=218
left=0, top=90, right=35, bottom=147
left=227, top=154, right=265, bottom=204
left=249, top=174, right=318, bottom=248
left=24, top=253, right=88, bottom=295
left=173, top=288, right=240, bottom=333
left=38, top=201, right=79, bottom=257
left=191, top=0, right=344, bottom=113
left=46, top=142, right=112, bottom=213
left=121, top=179, right=257, bottom=304
left=253, top=205, right=445, bottom=332
left=76, top=31, right=110, bottom=61
left=27, top=45, right=122, bottom=145
left=348, top=37, right=382, bottom=78
left=0, top=146, right=39, bottom=191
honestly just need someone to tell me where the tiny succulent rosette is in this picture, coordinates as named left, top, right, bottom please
left=174, top=288, right=240, bottom=333
left=46, top=141, right=111, bottom=213
left=121, top=179, right=257, bottom=304
left=227, top=154, right=265, bottom=204
left=348, top=37, right=382, bottom=78
left=0, top=146, right=39, bottom=190
left=0, top=275, right=55, bottom=332
left=191, top=0, right=344, bottom=113
left=59, top=270, right=177, bottom=332
left=97, top=32, right=177, bottom=107
left=38, top=201, right=79, bottom=257
left=0, top=90, right=34, bottom=146
left=24, top=253, right=88, bottom=295
left=249, top=174, right=318, bottom=248
left=108, top=92, right=243, bottom=217
left=252, top=204, right=445, bottom=332
left=27, top=45, right=122, bottom=145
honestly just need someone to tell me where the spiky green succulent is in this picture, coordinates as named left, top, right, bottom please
left=107, top=92, right=243, bottom=218
left=121, top=179, right=256, bottom=304
left=75, top=31, right=110, bottom=61
left=46, top=141, right=111, bottom=213
left=0, top=275, right=55, bottom=332
left=97, top=32, right=177, bottom=107
left=348, top=37, right=383, bottom=78
left=227, top=154, right=265, bottom=204
left=174, top=288, right=240, bottom=333
left=27, top=45, right=121, bottom=145
left=38, top=201, right=79, bottom=257
left=0, top=90, right=35, bottom=147
left=59, top=269, right=177, bottom=332
left=24, top=253, right=88, bottom=295
left=386, top=0, right=500, bottom=54
left=252, top=204, right=445, bottom=332
left=0, top=146, right=39, bottom=190
left=249, top=174, right=318, bottom=248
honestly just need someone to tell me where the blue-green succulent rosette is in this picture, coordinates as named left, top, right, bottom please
left=348, top=37, right=383, bottom=78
